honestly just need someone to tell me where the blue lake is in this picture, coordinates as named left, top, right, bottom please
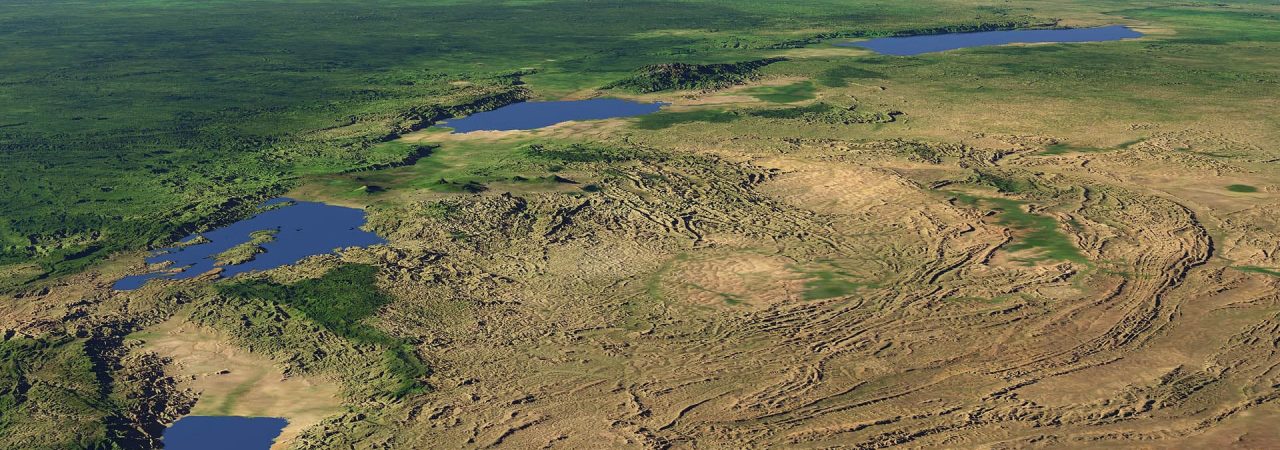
left=113, top=198, right=384, bottom=290
left=839, top=26, right=1143, bottom=55
left=438, top=98, right=665, bottom=133
left=163, top=416, right=287, bottom=450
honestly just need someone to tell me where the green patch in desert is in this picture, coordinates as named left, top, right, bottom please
left=1041, top=143, right=1105, bottom=156
left=949, top=192, right=1085, bottom=263
left=1041, top=138, right=1142, bottom=155
left=987, top=197, right=1085, bottom=263
left=632, top=109, right=739, bottom=130
left=968, top=171, right=1029, bottom=194
left=213, top=369, right=265, bottom=415
left=218, top=264, right=428, bottom=398
left=1233, top=265, right=1280, bottom=277
left=1226, top=184, right=1258, bottom=193
left=800, top=269, right=868, bottom=300
left=720, top=293, right=745, bottom=306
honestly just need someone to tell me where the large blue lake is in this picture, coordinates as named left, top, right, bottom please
left=438, top=98, right=664, bottom=133
left=163, top=416, right=287, bottom=450
left=840, top=26, right=1142, bottom=55
left=113, top=198, right=384, bottom=290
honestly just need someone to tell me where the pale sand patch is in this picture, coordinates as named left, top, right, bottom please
left=667, top=252, right=807, bottom=309
left=758, top=160, right=922, bottom=215
left=137, top=317, right=343, bottom=450
left=400, top=114, right=636, bottom=143
left=773, top=46, right=875, bottom=58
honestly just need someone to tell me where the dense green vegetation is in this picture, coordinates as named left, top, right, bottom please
left=952, top=192, right=1085, bottom=263
left=985, top=197, right=1086, bottom=263
left=1041, top=138, right=1141, bottom=155
left=630, top=99, right=904, bottom=130
left=631, top=109, right=741, bottom=130
left=218, top=264, right=427, bottom=398
left=306, top=139, right=633, bottom=199
left=213, top=230, right=277, bottom=266
left=1226, top=184, right=1258, bottom=193
left=967, top=171, right=1030, bottom=194
left=1234, top=265, right=1280, bottom=277
left=1, top=337, right=125, bottom=449
left=603, top=58, right=786, bottom=93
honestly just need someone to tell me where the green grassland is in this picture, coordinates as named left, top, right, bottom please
left=632, top=109, right=741, bottom=130
left=742, top=80, right=818, bottom=103
left=300, top=138, right=609, bottom=201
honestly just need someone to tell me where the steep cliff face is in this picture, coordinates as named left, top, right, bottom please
left=603, top=57, right=786, bottom=93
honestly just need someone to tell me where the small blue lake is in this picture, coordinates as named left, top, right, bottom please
left=839, top=26, right=1143, bottom=55
left=113, top=198, right=384, bottom=290
left=438, top=98, right=665, bottom=133
left=163, top=416, right=287, bottom=450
